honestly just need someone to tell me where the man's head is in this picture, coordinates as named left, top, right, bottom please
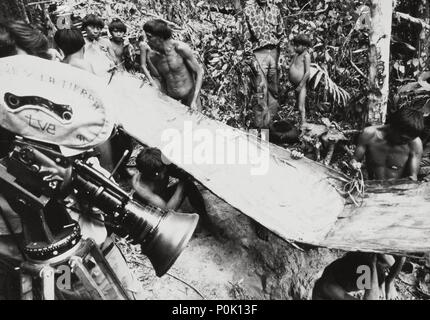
left=388, top=107, right=424, bottom=144
left=143, top=19, right=172, bottom=52
left=82, top=14, right=104, bottom=41
left=54, top=28, right=85, bottom=57
left=0, top=20, right=49, bottom=59
left=292, top=34, right=312, bottom=54
left=109, top=19, right=127, bottom=42
left=136, top=147, right=168, bottom=181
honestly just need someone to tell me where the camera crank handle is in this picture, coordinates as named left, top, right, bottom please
left=108, top=149, right=130, bottom=180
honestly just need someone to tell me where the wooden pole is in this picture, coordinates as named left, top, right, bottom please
left=367, top=0, right=393, bottom=125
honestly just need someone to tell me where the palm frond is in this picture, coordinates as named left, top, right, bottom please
left=309, top=63, right=351, bottom=107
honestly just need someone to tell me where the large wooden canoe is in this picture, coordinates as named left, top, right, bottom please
left=109, top=73, right=430, bottom=257
left=1, top=56, right=428, bottom=256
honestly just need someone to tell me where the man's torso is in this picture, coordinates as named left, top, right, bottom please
left=150, top=42, right=194, bottom=100
left=365, top=126, right=412, bottom=180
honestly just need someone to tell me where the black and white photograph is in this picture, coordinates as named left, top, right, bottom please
left=0, top=0, right=429, bottom=306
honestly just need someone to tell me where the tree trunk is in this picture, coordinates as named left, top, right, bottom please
left=419, top=0, right=430, bottom=69
left=367, top=0, right=393, bottom=125
left=0, top=0, right=29, bottom=22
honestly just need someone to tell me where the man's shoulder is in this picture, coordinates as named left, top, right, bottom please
left=362, top=125, right=379, bottom=135
left=359, top=125, right=380, bottom=142
left=174, top=41, right=192, bottom=54
left=409, top=136, right=423, bottom=151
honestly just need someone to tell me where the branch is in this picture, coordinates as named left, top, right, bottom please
left=285, top=4, right=329, bottom=18
left=394, top=11, right=430, bottom=30
left=349, top=59, right=366, bottom=79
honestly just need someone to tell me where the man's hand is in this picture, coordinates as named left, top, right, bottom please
left=131, top=172, right=141, bottom=190
left=350, top=159, right=362, bottom=171
left=47, top=48, right=64, bottom=61
left=190, top=100, right=198, bottom=111
left=291, top=150, right=304, bottom=160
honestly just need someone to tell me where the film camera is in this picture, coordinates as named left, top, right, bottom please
left=0, top=137, right=198, bottom=282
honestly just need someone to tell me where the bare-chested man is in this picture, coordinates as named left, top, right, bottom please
left=142, top=19, right=204, bottom=111
left=318, top=107, right=425, bottom=300
left=351, top=107, right=424, bottom=181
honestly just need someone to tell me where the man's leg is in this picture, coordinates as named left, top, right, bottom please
left=251, top=50, right=271, bottom=129
left=296, top=86, right=307, bottom=124
left=266, top=48, right=280, bottom=124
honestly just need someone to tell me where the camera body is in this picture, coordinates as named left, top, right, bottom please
left=0, top=138, right=198, bottom=276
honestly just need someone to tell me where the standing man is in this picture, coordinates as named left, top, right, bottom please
left=242, top=0, right=284, bottom=129
left=143, top=19, right=204, bottom=111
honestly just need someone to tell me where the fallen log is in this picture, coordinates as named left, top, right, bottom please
left=1, top=56, right=428, bottom=258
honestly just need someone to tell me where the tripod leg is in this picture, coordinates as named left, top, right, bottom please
left=89, top=244, right=129, bottom=300
left=40, top=266, right=55, bottom=300
left=19, top=271, right=33, bottom=300
left=69, top=256, right=106, bottom=300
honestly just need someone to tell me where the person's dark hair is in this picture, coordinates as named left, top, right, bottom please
left=54, top=28, right=85, bottom=56
left=0, top=20, right=49, bottom=59
left=292, top=34, right=312, bottom=48
left=109, top=18, right=127, bottom=34
left=135, top=147, right=167, bottom=179
left=143, top=19, right=172, bottom=40
left=389, top=107, right=424, bottom=138
left=81, top=14, right=104, bottom=30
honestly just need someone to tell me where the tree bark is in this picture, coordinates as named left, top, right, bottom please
left=0, top=0, right=29, bottom=22
left=367, top=0, right=393, bottom=125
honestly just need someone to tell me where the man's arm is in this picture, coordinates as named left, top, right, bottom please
left=131, top=173, right=167, bottom=209
left=242, top=10, right=253, bottom=55
left=275, top=8, right=285, bottom=40
left=296, top=53, right=311, bottom=92
left=407, top=137, right=423, bottom=181
left=165, top=181, right=186, bottom=211
left=139, top=42, right=158, bottom=88
left=363, top=254, right=381, bottom=300
left=385, top=256, right=406, bottom=300
left=351, top=127, right=374, bottom=170
left=176, top=42, right=204, bottom=110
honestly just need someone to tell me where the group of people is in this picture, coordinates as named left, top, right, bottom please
left=53, top=0, right=312, bottom=129
left=0, top=0, right=428, bottom=301
left=51, top=14, right=204, bottom=112
left=0, top=15, right=211, bottom=299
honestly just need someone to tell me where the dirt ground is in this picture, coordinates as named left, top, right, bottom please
left=117, top=229, right=426, bottom=300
